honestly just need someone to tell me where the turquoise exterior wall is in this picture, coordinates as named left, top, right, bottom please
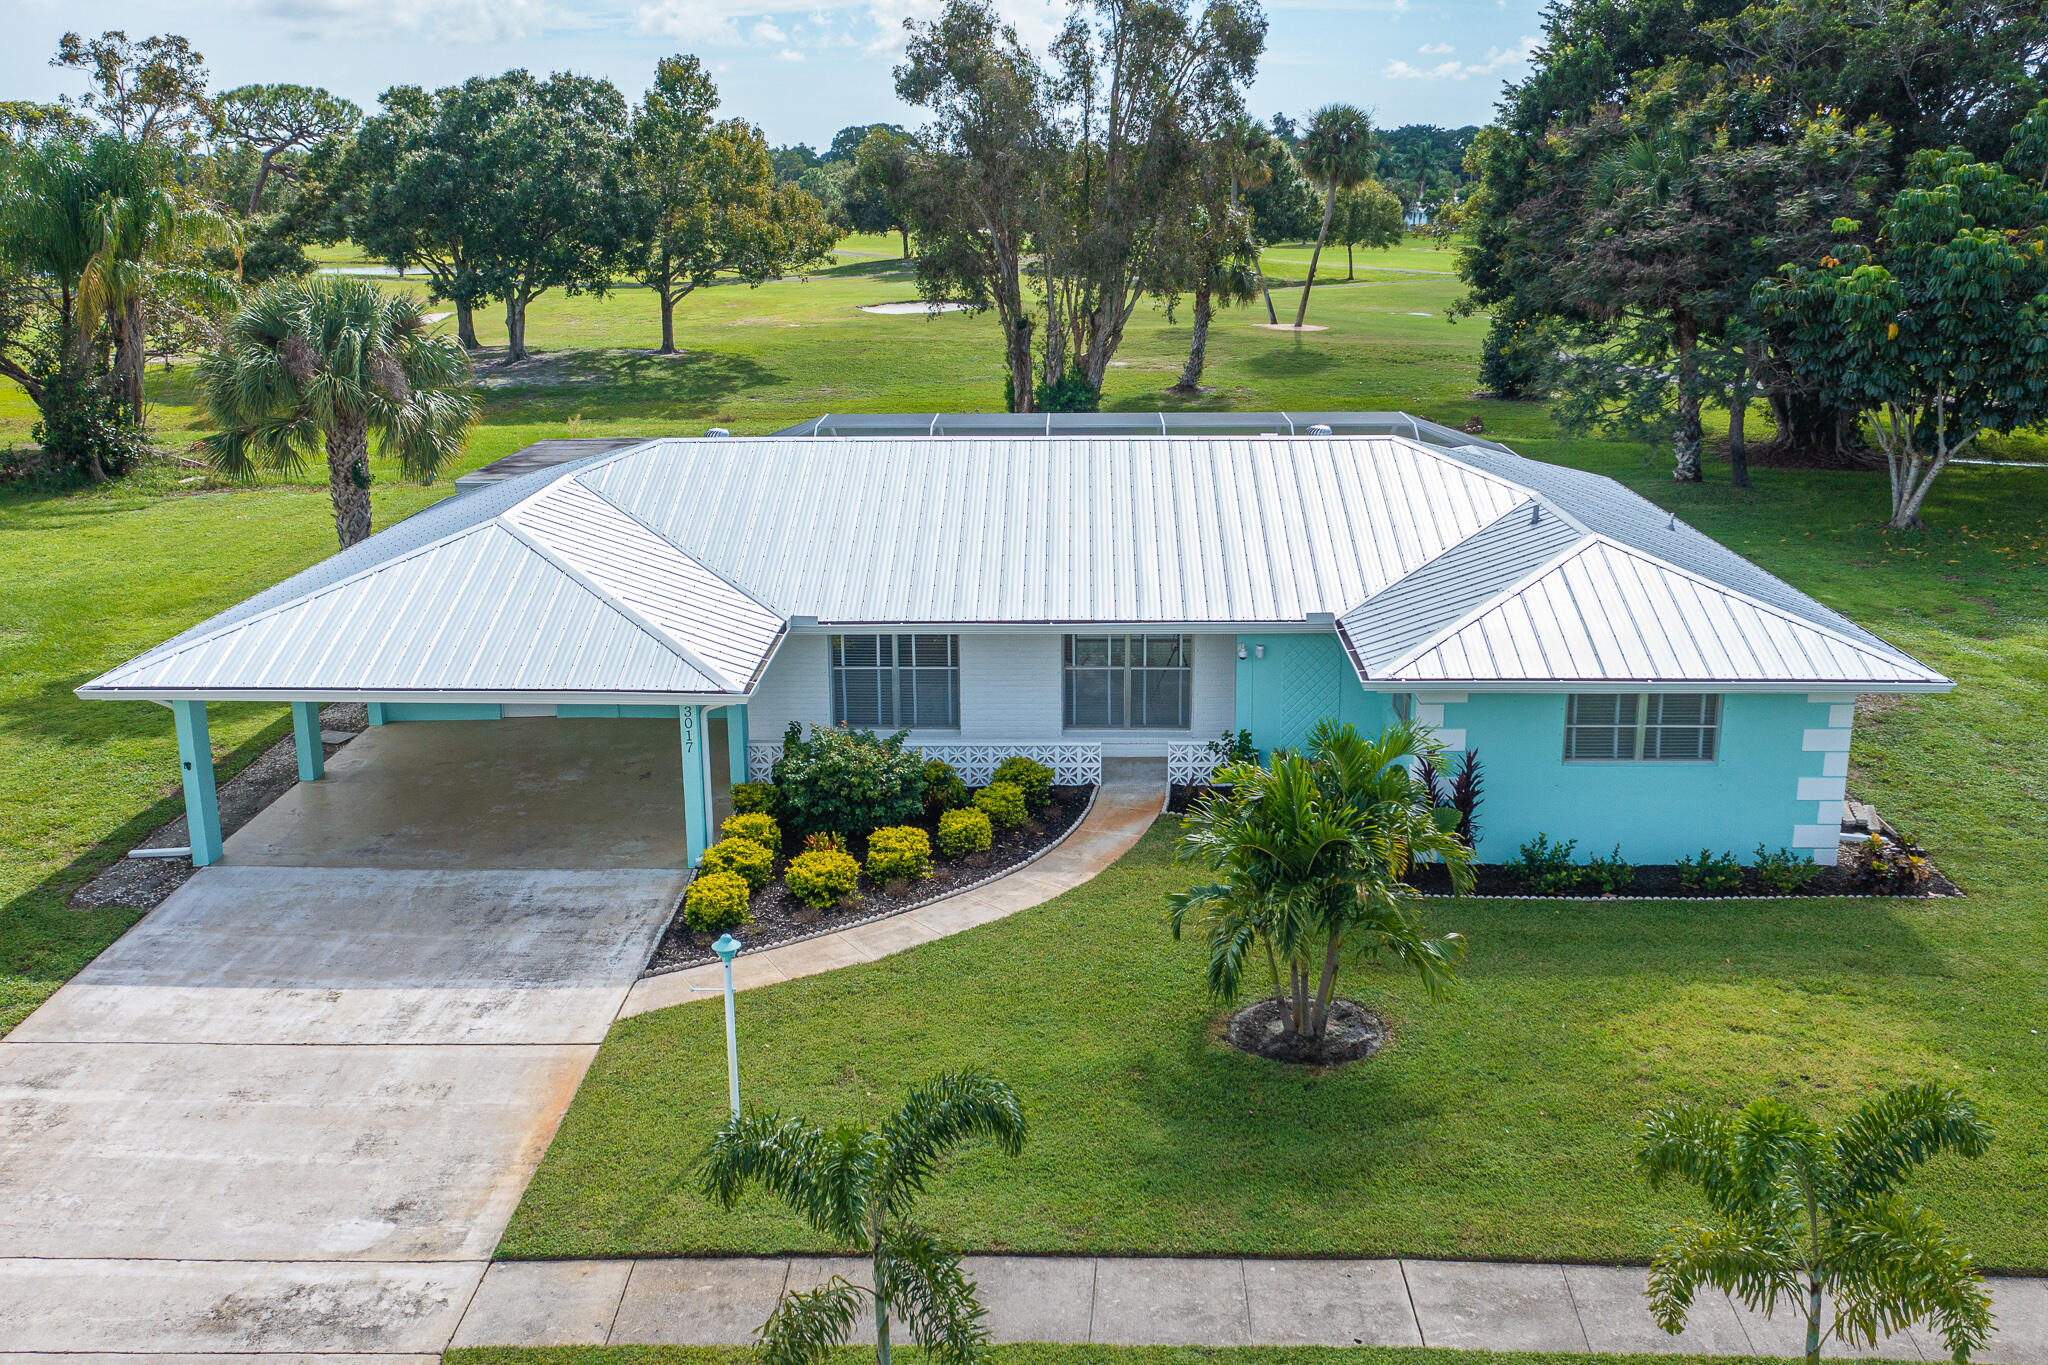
left=556, top=704, right=682, bottom=719
left=1234, top=632, right=1852, bottom=865
left=376, top=702, right=503, bottom=722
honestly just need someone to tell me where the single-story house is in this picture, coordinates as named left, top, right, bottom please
left=80, top=412, right=1949, bottom=869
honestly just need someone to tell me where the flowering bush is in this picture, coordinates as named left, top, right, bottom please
left=786, top=847, right=860, bottom=908
left=937, top=808, right=993, bottom=858
left=684, top=870, right=752, bottom=932
left=866, top=825, right=933, bottom=883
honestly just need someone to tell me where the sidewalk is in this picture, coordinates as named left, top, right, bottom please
left=619, top=760, right=1168, bottom=1018
left=450, top=1256, right=2048, bottom=1360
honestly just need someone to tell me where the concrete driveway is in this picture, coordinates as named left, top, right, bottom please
left=0, top=720, right=686, bottom=1355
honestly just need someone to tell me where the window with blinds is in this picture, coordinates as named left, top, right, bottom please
left=1063, top=634, right=1194, bottom=729
left=1564, top=693, right=1720, bottom=762
left=830, top=634, right=960, bottom=729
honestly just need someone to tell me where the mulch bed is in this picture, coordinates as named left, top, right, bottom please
left=1221, top=997, right=1391, bottom=1067
left=645, top=785, right=1094, bottom=974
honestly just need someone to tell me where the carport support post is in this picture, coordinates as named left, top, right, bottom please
left=290, top=702, right=324, bottom=781
left=680, top=704, right=714, bottom=866
left=170, top=700, right=224, bottom=867
left=722, top=704, right=749, bottom=787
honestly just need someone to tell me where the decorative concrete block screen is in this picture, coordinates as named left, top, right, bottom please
left=1167, top=741, right=1227, bottom=788
left=748, top=741, right=1102, bottom=786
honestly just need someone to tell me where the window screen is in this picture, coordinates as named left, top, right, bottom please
left=830, top=634, right=960, bottom=729
left=1565, top=693, right=1718, bottom=762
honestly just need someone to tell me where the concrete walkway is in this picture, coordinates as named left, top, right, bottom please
left=619, top=758, right=1168, bottom=1018
left=447, top=1255, right=2048, bottom=1360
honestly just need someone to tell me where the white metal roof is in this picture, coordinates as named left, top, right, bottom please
left=78, top=427, right=1949, bottom=704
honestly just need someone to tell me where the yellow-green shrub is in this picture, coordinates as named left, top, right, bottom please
left=786, top=847, right=860, bottom=908
left=991, top=755, right=1053, bottom=811
left=731, top=782, right=778, bottom=815
left=973, top=781, right=1027, bottom=829
left=701, top=836, right=773, bottom=891
left=937, top=807, right=993, bottom=858
left=684, top=870, right=752, bottom=932
left=721, top=811, right=782, bottom=856
left=866, top=825, right=932, bottom=882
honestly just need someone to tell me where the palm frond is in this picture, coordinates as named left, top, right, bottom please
left=877, top=1223, right=991, bottom=1365
left=880, top=1070, right=1027, bottom=1213
left=1834, top=1083, right=1992, bottom=1203
left=1828, top=1192, right=1993, bottom=1362
left=1647, top=1218, right=1804, bottom=1332
left=756, top=1275, right=866, bottom=1365
left=697, top=1110, right=879, bottom=1244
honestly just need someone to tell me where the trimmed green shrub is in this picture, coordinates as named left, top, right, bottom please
left=922, top=759, right=969, bottom=814
left=731, top=782, right=779, bottom=816
left=771, top=722, right=924, bottom=839
left=684, top=870, right=753, bottom=933
left=937, top=807, right=993, bottom=859
left=701, top=836, right=773, bottom=891
left=721, top=812, right=782, bottom=856
left=866, top=825, right=933, bottom=883
left=1584, top=844, right=1635, bottom=896
left=1677, top=848, right=1743, bottom=894
left=1506, top=833, right=1581, bottom=894
left=786, top=847, right=860, bottom=909
left=991, top=756, right=1053, bottom=812
left=973, top=781, right=1028, bottom=830
left=1754, top=845, right=1822, bottom=894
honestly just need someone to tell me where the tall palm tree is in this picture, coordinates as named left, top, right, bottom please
left=1171, top=719, right=1471, bottom=1050
left=1639, top=1084, right=1994, bottom=1365
left=1293, top=104, right=1376, bottom=328
left=199, top=276, right=478, bottom=548
left=1219, top=113, right=1279, bottom=323
left=699, top=1070, right=1028, bottom=1365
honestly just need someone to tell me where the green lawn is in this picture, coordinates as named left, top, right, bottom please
left=447, top=1349, right=1798, bottom=1365
left=498, top=445, right=2048, bottom=1270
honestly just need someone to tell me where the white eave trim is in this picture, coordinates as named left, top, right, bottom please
left=72, top=684, right=752, bottom=705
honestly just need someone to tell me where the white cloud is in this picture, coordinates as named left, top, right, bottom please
left=1418, top=41, right=1453, bottom=54
left=1382, top=34, right=1535, bottom=79
left=635, top=0, right=743, bottom=41
left=750, top=18, right=787, bottom=41
left=253, top=0, right=549, bottom=41
left=775, top=46, right=805, bottom=59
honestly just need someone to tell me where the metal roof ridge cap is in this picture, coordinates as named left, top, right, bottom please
left=1370, top=531, right=1597, bottom=678
left=568, top=469, right=788, bottom=622
left=494, top=516, right=739, bottom=692
left=78, top=515, right=518, bottom=692
left=1575, top=533, right=1943, bottom=679
left=1392, top=432, right=1545, bottom=506
left=1341, top=495, right=1545, bottom=616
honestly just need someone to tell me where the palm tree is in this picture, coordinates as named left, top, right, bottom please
left=1219, top=113, right=1279, bottom=323
left=1639, top=1084, right=1994, bottom=1365
left=1170, top=719, right=1471, bottom=1052
left=198, top=276, right=478, bottom=548
left=1293, top=104, right=1376, bottom=328
left=699, top=1070, right=1027, bottom=1365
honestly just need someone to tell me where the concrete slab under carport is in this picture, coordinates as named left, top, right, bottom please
left=222, top=716, right=691, bottom=869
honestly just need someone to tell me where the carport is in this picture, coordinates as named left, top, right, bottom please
left=77, top=452, right=785, bottom=868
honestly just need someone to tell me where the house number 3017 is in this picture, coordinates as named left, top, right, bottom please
left=682, top=708, right=697, bottom=751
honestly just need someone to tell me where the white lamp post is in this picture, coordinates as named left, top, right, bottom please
left=691, top=932, right=744, bottom=1118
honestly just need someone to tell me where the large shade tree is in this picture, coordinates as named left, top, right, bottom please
left=1758, top=102, right=2048, bottom=528
left=1639, top=1083, right=1993, bottom=1365
left=1293, top=103, right=1376, bottom=327
left=50, top=31, right=210, bottom=148
left=347, top=85, right=489, bottom=348
left=198, top=275, right=478, bottom=547
left=700, top=1070, right=1027, bottom=1365
left=1170, top=719, right=1471, bottom=1058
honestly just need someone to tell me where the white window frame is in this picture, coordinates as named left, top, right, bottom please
left=1062, top=633, right=1194, bottom=731
left=1564, top=692, right=1720, bottom=763
left=829, top=633, right=961, bottom=730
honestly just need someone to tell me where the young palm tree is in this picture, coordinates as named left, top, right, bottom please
left=1293, top=103, right=1376, bottom=328
left=198, top=275, right=478, bottom=548
left=699, top=1069, right=1028, bottom=1365
left=1639, top=1084, right=1994, bottom=1365
left=1171, top=719, right=1471, bottom=1050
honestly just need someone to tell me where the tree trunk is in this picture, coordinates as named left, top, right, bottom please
left=874, top=1289, right=892, bottom=1365
left=1345, top=242, right=1354, bottom=280
left=1261, top=277, right=1278, bottom=324
left=1174, top=284, right=1214, bottom=393
left=658, top=289, right=677, bottom=355
left=455, top=299, right=479, bottom=350
left=899, top=228, right=909, bottom=260
left=1804, top=1279, right=1823, bottom=1365
left=1671, top=319, right=1703, bottom=482
left=250, top=150, right=277, bottom=216
left=1006, top=316, right=1035, bottom=413
left=1295, top=182, right=1338, bottom=328
left=1309, top=934, right=1343, bottom=1040
left=116, top=296, right=147, bottom=424
left=505, top=291, right=528, bottom=363
left=1727, top=370, right=1752, bottom=490
left=1760, top=391, right=1866, bottom=466
left=326, top=412, right=373, bottom=549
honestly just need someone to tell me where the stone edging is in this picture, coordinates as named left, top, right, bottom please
left=641, top=784, right=1101, bottom=979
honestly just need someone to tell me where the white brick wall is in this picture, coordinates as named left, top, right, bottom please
left=744, top=630, right=1235, bottom=757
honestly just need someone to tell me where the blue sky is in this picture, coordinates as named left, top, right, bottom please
left=7, top=0, right=1543, bottom=147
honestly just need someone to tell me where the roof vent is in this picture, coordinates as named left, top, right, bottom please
left=1306, top=423, right=1333, bottom=436
left=1667, top=513, right=1677, bottom=530
left=1530, top=503, right=1542, bottom=525
left=705, top=427, right=731, bottom=438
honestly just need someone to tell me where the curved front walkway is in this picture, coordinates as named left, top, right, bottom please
left=619, top=758, right=1168, bottom=1019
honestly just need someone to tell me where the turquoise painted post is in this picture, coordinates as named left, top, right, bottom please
left=291, top=702, right=324, bottom=781
left=367, top=702, right=387, bottom=726
left=170, top=700, right=224, bottom=867
left=723, top=704, right=750, bottom=788
left=680, top=704, right=713, bottom=866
